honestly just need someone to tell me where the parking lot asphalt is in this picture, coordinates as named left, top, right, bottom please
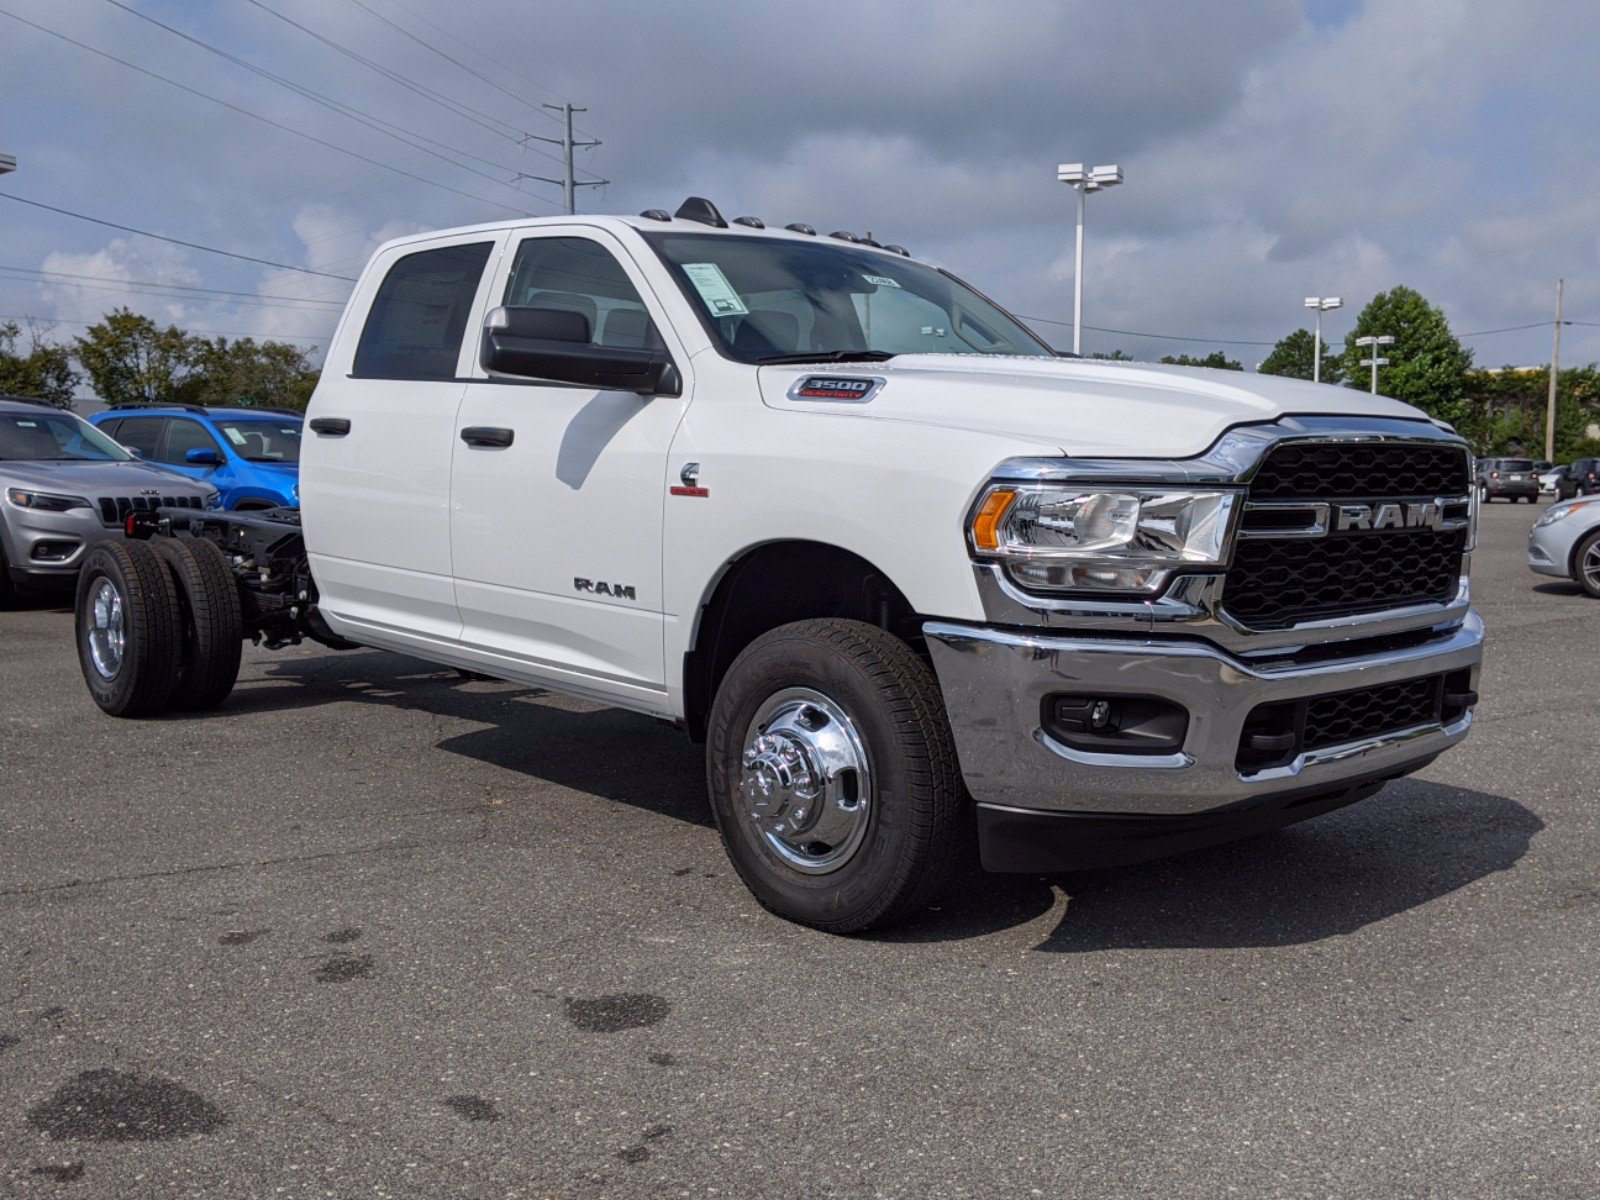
left=1, top=498, right=1596, bottom=1199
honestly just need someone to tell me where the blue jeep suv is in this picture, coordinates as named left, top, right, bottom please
left=90, top=404, right=302, bottom=510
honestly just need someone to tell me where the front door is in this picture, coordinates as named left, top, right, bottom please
left=450, top=229, right=690, bottom=709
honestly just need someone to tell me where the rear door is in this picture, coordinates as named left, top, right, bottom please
left=302, top=235, right=502, bottom=646
left=107, top=415, right=166, bottom=462
left=449, top=229, right=690, bottom=707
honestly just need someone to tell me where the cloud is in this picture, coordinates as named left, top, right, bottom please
left=3, top=0, right=1600, bottom=371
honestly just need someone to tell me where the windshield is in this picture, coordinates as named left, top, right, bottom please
left=0, top=408, right=133, bottom=462
left=213, top=418, right=303, bottom=464
left=642, top=231, right=1054, bottom=364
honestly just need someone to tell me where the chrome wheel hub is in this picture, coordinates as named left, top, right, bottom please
left=1583, top=542, right=1600, bottom=589
left=88, top=578, right=125, bottom=680
left=738, top=687, right=871, bottom=874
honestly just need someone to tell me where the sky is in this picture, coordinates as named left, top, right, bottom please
left=3, top=0, right=1599, bottom=374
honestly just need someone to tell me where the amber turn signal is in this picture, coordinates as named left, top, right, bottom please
left=971, top=489, right=1016, bottom=551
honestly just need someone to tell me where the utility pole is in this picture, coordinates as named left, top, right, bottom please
left=1057, top=164, right=1123, bottom=356
left=1304, top=297, right=1342, bottom=383
left=519, top=103, right=608, bottom=215
left=1545, top=278, right=1564, bottom=464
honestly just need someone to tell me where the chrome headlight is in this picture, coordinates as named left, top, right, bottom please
left=969, top=484, right=1240, bottom=593
left=6, top=487, right=90, bottom=512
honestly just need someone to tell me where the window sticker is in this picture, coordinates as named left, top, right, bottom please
left=682, top=262, right=748, bottom=317
left=17, top=420, right=37, bottom=427
left=862, top=274, right=902, bottom=289
left=223, top=428, right=248, bottom=445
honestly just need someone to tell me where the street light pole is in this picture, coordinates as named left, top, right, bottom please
left=1058, top=163, right=1123, bottom=356
left=1355, top=334, right=1394, bottom=394
left=1303, top=296, right=1341, bottom=383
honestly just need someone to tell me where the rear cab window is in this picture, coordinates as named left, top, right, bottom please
left=353, top=242, right=495, bottom=379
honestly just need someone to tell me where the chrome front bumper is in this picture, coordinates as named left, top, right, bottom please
left=924, top=613, right=1483, bottom=817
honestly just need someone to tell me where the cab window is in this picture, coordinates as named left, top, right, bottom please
left=502, top=237, right=663, bottom=351
left=160, top=418, right=223, bottom=465
left=354, top=241, right=494, bottom=380
left=111, top=416, right=166, bottom=459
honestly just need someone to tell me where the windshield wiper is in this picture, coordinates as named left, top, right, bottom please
left=753, top=350, right=898, bottom=365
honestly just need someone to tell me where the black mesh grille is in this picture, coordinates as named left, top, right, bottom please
left=1248, top=442, right=1470, bottom=500
left=1223, top=440, right=1471, bottom=629
left=96, top=494, right=204, bottom=525
left=1225, top=528, right=1466, bottom=627
left=1303, top=676, right=1442, bottom=750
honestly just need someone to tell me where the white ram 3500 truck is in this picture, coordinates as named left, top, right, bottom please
left=72, top=196, right=1484, bottom=932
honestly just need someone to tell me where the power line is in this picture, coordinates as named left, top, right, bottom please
left=99, top=0, right=561, bottom=208
left=239, top=0, right=565, bottom=169
left=0, top=312, right=328, bottom=344
left=374, top=0, right=598, bottom=137
left=1019, top=313, right=1600, bottom=350
left=0, top=266, right=348, bottom=311
left=0, top=265, right=348, bottom=307
left=0, top=7, right=535, bottom=221
left=0, top=192, right=358, bottom=282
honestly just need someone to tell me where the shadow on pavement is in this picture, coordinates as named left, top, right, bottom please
left=208, top=649, right=712, bottom=826
left=883, top=779, right=1541, bottom=951
left=194, top=650, right=1541, bottom=951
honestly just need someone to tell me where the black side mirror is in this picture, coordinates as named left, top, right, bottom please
left=481, top=305, right=678, bottom=396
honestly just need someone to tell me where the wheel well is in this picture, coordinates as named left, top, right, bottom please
left=682, top=541, right=922, bottom=742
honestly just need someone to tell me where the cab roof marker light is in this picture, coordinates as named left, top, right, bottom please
left=733, top=216, right=765, bottom=229
left=884, top=244, right=911, bottom=257
left=785, top=223, right=816, bottom=235
left=829, top=231, right=861, bottom=243
left=639, top=209, right=672, bottom=222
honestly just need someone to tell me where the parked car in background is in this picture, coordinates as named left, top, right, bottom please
left=1529, top=494, right=1600, bottom=597
left=1557, top=456, right=1600, bottom=501
left=0, top=395, right=216, bottom=605
left=1538, top=464, right=1568, bottom=496
left=90, top=404, right=302, bottom=510
left=1476, top=457, right=1540, bottom=503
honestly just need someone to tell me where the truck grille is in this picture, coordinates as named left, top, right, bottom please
left=1235, top=668, right=1473, bottom=775
left=1222, top=441, right=1471, bottom=630
left=96, top=494, right=206, bottom=526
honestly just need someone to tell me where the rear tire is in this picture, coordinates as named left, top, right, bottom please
left=705, top=619, right=966, bottom=933
left=153, top=538, right=243, bottom=710
left=75, top=541, right=183, bottom=717
left=1574, top=529, right=1600, bottom=599
left=0, top=543, right=19, bottom=610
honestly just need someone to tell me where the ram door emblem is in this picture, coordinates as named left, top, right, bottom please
left=574, top=577, right=637, bottom=600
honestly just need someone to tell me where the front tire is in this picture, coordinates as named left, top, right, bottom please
left=75, top=541, right=183, bottom=717
left=705, top=619, right=966, bottom=933
left=1574, top=529, right=1600, bottom=599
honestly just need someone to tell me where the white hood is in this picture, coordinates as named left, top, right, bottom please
left=758, top=355, right=1434, bottom=458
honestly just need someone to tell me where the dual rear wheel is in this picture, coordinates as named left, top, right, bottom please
left=75, top=538, right=242, bottom=717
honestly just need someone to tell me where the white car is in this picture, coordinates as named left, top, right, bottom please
left=1529, top=495, right=1600, bottom=596
left=1538, top=465, right=1567, bottom=496
left=67, top=197, right=1485, bottom=932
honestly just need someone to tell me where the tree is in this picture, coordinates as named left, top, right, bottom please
left=74, top=308, right=193, bottom=406
left=1338, top=286, right=1473, bottom=423
left=1160, top=350, right=1242, bottom=371
left=0, top=319, right=79, bottom=408
left=1259, top=327, right=1342, bottom=383
left=179, top=336, right=320, bottom=411
left=1088, top=349, right=1133, bottom=361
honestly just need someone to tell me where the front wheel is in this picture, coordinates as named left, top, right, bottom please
left=705, top=619, right=966, bottom=933
left=1574, top=529, right=1600, bottom=599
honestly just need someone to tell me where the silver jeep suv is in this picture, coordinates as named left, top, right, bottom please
left=1, top=395, right=217, bottom=603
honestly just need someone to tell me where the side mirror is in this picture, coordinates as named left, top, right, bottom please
left=186, top=448, right=223, bottom=466
left=481, top=305, right=678, bottom=396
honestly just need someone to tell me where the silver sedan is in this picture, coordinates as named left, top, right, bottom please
left=1528, top=494, right=1600, bottom=597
